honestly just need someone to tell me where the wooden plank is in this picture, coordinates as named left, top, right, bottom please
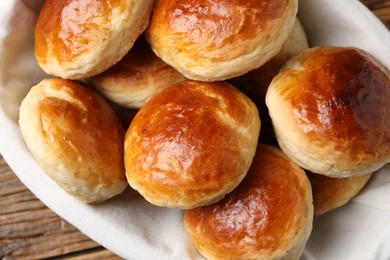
left=0, top=155, right=122, bottom=259
left=57, top=248, right=123, bottom=260
left=372, top=6, right=390, bottom=28
left=355, top=1, right=390, bottom=28
left=360, top=0, right=390, bottom=27
left=1, top=231, right=97, bottom=258
left=360, top=0, right=390, bottom=8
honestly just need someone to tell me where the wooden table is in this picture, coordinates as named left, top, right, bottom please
left=1, top=1, right=389, bottom=259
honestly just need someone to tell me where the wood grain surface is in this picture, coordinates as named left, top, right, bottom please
left=0, top=156, right=120, bottom=259
left=365, top=0, right=390, bottom=27
left=1, top=1, right=389, bottom=259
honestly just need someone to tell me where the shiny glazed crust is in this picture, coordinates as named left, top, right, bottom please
left=146, top=0, right=298, bottom=81
left=19, top=78, right=127, bottom=203
left=266, top=46, right=390, bottom=178
left=184, top=144, right=313, bottom=260
left=35, top=0, right=155, bottom=79
left=89, top=36, right=187, bottom=109
left=230, top=17, right=309, bottom=101
left=229, top=18, right=308, bottom=146
left=307, top=171, right=372, bottom=215
left=124, top=80, right=261, bottom=209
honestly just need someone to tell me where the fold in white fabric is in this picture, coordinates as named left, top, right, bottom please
left=0, top=1, right=389, bottom=259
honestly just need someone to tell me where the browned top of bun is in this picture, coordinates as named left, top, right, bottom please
left=307, top=171, right=372, bottom=215
left=91, top=37, right=177, bottom=88
left=35, top=0, right=154, bottom=79
left=266, top=46, right=390, bottom=177
left=149, top=0, right=287, bottom=60
left=278, top=47, right=389, bottom=151
left=124, top=80, right=260, bottom=209
left=229, top=18, right=309, bottom=102
left=146, top=0, right=297, bottom=81
left=184, top=144, right=313, bottom=259
left=19, top=78, right=127, bottom=203
left=38, top=79, right=124, bottom=180
left=89, top=36, right=186, bottom=109
left=35, top=0, right=124, bottom=63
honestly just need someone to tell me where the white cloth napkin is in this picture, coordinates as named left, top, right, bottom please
left=0, top=1, right=389, bottom=259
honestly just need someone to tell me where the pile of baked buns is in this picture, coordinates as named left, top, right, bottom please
left=18, top=0, right=390, bottom=259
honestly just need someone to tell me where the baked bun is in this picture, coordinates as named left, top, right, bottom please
left=89, top=36, right=186, bottom=109
left=124, top=80, right=260, bottom=209
left=35, top=0, right=154, bottom=79
left=146, top=0, right=298, bottom=81
left=307, top=171, right=372, bottom=215
left=230, top=17, right=309, bottom=102
left=229, top=18, right=308, bottom=145
left=19, top=78, right=127, bottom=203
left=266, top=46, right=390, bottom=178
left=184, top=144, right=313, bottom=260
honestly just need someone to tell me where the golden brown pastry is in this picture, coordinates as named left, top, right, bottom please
left=19, top=78, right=127, bottom=203
left=35, top=0, right=155, bottom=79
left=146, top=0, right=298, bottom=81
left=229, top=18, right=308, bottom=145
left=124, top=80, right=260, bottom=209
left=307, top=171, right=373, bottom=215
left=230, top=17, right=309, bottom=103
left=266, top=46, right=390, bottom=178
left=89, top=36, right=187, bottom=109
left=184, top=144, right=313, bottom=260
